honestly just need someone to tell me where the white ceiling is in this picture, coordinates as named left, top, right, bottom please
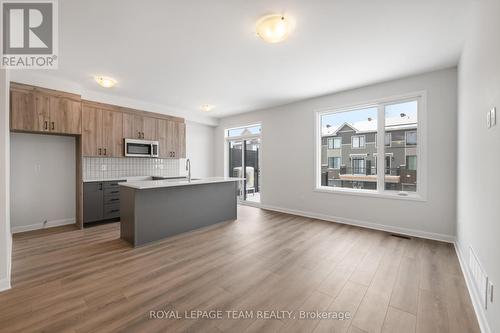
left=24, top=0, right=468, bottom=120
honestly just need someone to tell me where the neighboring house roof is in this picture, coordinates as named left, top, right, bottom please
left=322, top=114, right=417, bottom=137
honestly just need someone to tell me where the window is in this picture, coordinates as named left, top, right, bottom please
left=385, top=133, right=391, bottom=146
left=328, top=157, right=341, bottom=169
left=406, top=131, right=417, bottom=145
left=352, top=135, right=365, bottom=148
left=227, top=124, right=261, bottom=138
left=327, top=137, right=342, bottom=149
left=406, top=155, right=417, bottom=170
left=333, top=137, right=342, bottom=148
left=320, top=106, right=377, bottom=190
left=352, top=158, right=365, bottom=174
left=327, top=138, right=334, bottom=149
left=385, top=101, right=418, bottom=192
left=317, top=95, right=423, bottom=198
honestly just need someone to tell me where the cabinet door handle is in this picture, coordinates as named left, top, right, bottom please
left=98, top=148, right=102, bottom=155
left=104, top=148, right=107, bottom=155
left=44, top=121, right=48, bottom=130
left=141, top=132, right=145, bottom=139
left=110, top=198, right=119, bottom=202
left=51, top=122, right=55, bottom=130
left=110, top=209, right=119, bottom=213
left=173, top=152, right=175, bottom=157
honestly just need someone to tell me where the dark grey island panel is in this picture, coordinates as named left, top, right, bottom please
left=120, top=180, right=238, bottom=247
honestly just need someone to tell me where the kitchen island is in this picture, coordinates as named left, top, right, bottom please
left=119, top=177, right=241, bottom=247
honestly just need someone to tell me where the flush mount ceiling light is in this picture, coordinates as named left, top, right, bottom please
left=200, top=104, right=215, bottom=112
left=94, top=76, right=117, bottom=88
left=255, top=14, right=295, bottom=43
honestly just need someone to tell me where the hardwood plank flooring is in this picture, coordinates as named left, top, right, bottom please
left=0, top=206, right=480, bottom=333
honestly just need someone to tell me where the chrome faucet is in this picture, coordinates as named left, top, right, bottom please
left=186, top=158, right=191, bottom=182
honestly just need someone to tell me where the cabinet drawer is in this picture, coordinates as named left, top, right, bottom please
left=103, top=195, right=120, bottom=205
left=103, top=204, right=120, bottom=219
left=103, top=180, right=124, bottom=189
left=104, top=187, right=120, bottom=196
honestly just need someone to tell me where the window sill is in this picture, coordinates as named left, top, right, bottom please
left=314, top=186, right=426, bottom=202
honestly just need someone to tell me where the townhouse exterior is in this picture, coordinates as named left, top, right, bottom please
left=321, top=122, right=417, bottom=191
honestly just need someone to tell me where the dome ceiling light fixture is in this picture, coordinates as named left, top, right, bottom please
left=94, top=76, right=117, bottom=88
left=255, top=14, right=295, bottom=44
left=200, top=104, right=215, bottom=112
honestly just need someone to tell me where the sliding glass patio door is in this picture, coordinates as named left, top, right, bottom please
left=226, top=124, right=261, bottom=203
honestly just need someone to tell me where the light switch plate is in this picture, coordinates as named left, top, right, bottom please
left=100, top=165, right=107, bottom=171
left=487, top=111, right=491, bottom=128
left=491, top=107, right=497, bottom=126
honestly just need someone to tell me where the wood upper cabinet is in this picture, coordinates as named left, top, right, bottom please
left=10, top=84, right=82, bottom=135
left=101, top=110, right=123, bottom=157
left=142, top=116, right=157, bottom=140
left=156, top=119, right=169, bottom=158
left=157, top=120, right=186, bottom=158
left=10, top=83, right=186, bottom=159
left=10, top=90, right=50, bottom=132
left=49, top=97, right=82, bottom=134
left=123, top=113, right=143, bottom=139
left=123, top=113, right=157, bottom=140
left=82, top=105, right=123, bottom=157
left=82, top=106, right=101, bottom=156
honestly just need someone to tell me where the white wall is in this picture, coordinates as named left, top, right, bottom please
left=0, top=69, right=12, bottom=291
left=10, top=134, right=76, bottom=233
left=182, top=121, right=215, bottom=178
left=457, top=0, right=500, bottom=332
left=216, top=68, right=457, bottom=240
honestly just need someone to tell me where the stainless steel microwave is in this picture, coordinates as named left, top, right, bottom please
left=124, top=139, right=159, bottom=158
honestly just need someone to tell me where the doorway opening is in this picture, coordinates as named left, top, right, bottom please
left=226, top=124, right=261, bottom=203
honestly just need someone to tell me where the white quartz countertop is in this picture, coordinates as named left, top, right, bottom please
left=119, top=177, right=244, bottom=190
left=83, top=176, right=185, bottom=183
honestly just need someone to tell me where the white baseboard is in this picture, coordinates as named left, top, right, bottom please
left=454, top=241, right=491, bottom=333
left=11, top=218, right=76, bottom=234
left=0, top=277, right=10, bottom=292
left=243, top=202, right=456, bottom=243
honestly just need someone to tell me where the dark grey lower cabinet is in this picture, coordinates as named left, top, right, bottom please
left=83, top=180, right=124, bottom=224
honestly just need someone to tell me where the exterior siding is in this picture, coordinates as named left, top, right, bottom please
left=321, top=127, right=417, bottom=191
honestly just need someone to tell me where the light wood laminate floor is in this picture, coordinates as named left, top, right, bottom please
left=0, top=206, right=480, bottom=333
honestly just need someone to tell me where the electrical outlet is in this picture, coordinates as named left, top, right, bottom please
left=101, top=164, right=107, bottom=171
left=491, top=107, right=497, bottom=126
left=487, top=111, right=491, bottom=128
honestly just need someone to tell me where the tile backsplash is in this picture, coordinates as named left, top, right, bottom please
left=83, top=157, right=181, bottom=180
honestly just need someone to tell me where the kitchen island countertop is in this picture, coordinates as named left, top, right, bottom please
left=119, top=177, right=244, bottom=190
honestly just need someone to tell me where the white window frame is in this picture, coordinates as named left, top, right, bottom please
left=333, top=137, right=342, bottom=149
left=327, top=137, right=334, bottom=149
left=385, top=133, right=392, bottom=147
left=405, top=131, right=417, bottom=146
left=351, top=157, right=366, bottom=175
left=328, top=156, right=341, bottom=169
left=351, top=135, right=365, bottom=149
left=314, top=91, right=427, bottom=201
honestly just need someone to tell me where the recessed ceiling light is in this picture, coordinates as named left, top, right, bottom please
left=256, top=14, right=295, bottom=43
left=200, top=104, right=215, bottom=112
left=94, top=76, right=117, bottom=88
